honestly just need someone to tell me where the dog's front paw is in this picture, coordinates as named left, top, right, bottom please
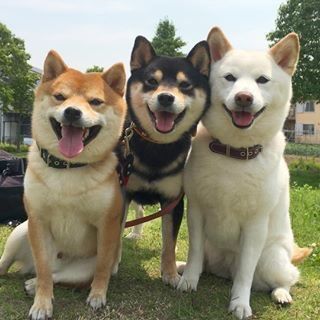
left=87, top=291, right=106, bottom=311
left=162, top=272, right=181, bottom=288
left=176, top=261, right=186, bottom=275
left=28, top=297, right=53, bottom=320
left=177, top=275, right=199, bottom=292
left=25, top=278, right=37, bottom=296
left=228, top=300, right=252, bottom=319
left=271, top=288, right=292, bottom=304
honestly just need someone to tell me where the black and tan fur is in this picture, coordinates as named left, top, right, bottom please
left=123, top=36, right=210, bottom=287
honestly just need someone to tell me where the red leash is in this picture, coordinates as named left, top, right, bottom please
left=125, top=192, right=184, bottom=228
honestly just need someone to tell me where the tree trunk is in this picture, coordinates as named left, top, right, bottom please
left=16, top=113, right=21, bottom=152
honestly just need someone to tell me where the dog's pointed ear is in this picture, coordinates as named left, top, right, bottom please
left=269, top=33, right=300, bottom=76
left=207, top=27, right=232, bottom=62
left=42, top=50, right=68, bottom=82
left=130, top=36, right=156, bottom=71
left=102, top=62, right=126, bottom=96
left=186, top=41, right=210, bottom=77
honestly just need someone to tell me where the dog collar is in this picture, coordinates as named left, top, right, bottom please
left=209, top=139, right=263, bottom=160
left=131, top=124, right=162, bottom=144
left=37, top=145, right=87, bottom=169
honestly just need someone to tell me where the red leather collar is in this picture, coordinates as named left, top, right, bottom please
left=209, top=139, right=262, bottom=160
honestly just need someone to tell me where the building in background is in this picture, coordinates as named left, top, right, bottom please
left=0, top=66, right=42, bottom=145
left=295, top=101, right=320, bottom=144
left=283, top=104, right=296, bottom=142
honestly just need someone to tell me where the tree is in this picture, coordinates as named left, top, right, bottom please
left=86, top=65, right=104, bottom=73
left=267, top=0, right=320, bottom=102
left=151, top=18, right=186, bottom=57
left=0, top=22, right=39, bottom=148
left=0, top=23, right=39, bottom=114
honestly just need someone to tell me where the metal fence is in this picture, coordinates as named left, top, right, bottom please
left=284, top=129, right=320, bottom=145
left=284, top=130, right=320, bottom=157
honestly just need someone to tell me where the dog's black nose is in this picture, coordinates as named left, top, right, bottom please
left=158, top=93, right=175, bottom=107
left=64, top=107, right=82, bottom=122
left=235, top=92, right=253, bottom=108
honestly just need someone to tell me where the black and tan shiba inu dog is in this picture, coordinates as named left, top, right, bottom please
left=123, top=36, right=210, bottom=287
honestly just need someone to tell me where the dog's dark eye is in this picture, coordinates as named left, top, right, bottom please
left=224, top=74, right=237, bottom=82
left=179, top=81, right=193, bottom=91
left=53, top=93, right=66, bottom=101
left=145, top=78, right=158, bottom=87
left=89, top=98, right=104, bottom=106
left=256, top=76, right=270, bottom=84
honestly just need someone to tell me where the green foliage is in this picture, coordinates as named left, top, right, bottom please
left=289, top=159, right=320, bottom=188
left=0, top=143, right=17, bottom=153
left=291, top=183, right=320, bottom=252
left=86, top=65, right=104, bottom=73
left=267, top=0, right=320, bottom=102
left=289, top=158, right=320, bottom=171
left=0, top=143, right=28, bottom=153
left=0, top=22, right=39, bottom=115
left=285, top=142, right=320, bottom=157
left=151, top=18, right=186, bottom=57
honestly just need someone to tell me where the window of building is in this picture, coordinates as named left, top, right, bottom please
left=303, top=124, right=314, bottom=135
left=304, top=101, right=315, bottom=112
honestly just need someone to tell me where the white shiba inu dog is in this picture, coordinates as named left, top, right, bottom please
left=177, top=27, right=310, bottom=319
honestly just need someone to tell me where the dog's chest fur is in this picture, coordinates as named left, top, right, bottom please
left=125, top=133, right=190, bottom=203
left=24, top=147, right=118, bottom=257
left=184, top=127, right=288, bottom=249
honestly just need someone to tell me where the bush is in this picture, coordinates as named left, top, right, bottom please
left=0, top=143, right=17, bottom=153
left=19, top=145, right=29, bottom=152
left=289, top=159, right=320, bottom=172
left=285, top=143, right=320, bottom=157
left=0, top=143, right=29, bottom=153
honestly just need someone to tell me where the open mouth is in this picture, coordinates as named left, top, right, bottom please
left=50, top=118, right=101, bottom=158
left=223, top=104, right=266, bottom=129
left=147, top=107, right=186, bottom=133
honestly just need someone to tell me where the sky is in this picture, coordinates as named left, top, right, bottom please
left=0, top=0, right=285, bottom=75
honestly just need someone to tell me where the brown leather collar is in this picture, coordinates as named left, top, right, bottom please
left=132, top=125, right=162, bottom=144
left=209, top=139, right=262, bottom=160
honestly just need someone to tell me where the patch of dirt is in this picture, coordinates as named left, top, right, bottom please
left=284, top=155, right=320, bottom=164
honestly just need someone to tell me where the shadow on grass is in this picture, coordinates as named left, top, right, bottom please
left=290, top=169, right=320, bottom=189
left=289, top=159, right=320, bottom=189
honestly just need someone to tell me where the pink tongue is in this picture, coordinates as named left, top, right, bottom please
left=231, top=111, right=254, bottom=127
left=58, top=126, right=84, bottom=158
left=154, top=111, right=176, bottom=133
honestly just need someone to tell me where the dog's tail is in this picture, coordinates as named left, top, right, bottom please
left=291, top=243, right=313, bottom=264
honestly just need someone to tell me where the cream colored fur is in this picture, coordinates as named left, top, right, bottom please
left=178, top=27, right=301, bottom=320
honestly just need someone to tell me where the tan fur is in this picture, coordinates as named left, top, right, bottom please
left=153, top=70, right=163, bottom=82
left=1, top=50, right=126, bottom=319
left=292, top=243, right=313, bottom=264
left=129, top=80, right=207, bottom=144
left=176, top=71, right=188, bottom=82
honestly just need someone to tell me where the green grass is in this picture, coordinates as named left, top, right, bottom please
left=0, top=166, right=319, bottom=320
left=289, top=159, right=320, bottom=189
